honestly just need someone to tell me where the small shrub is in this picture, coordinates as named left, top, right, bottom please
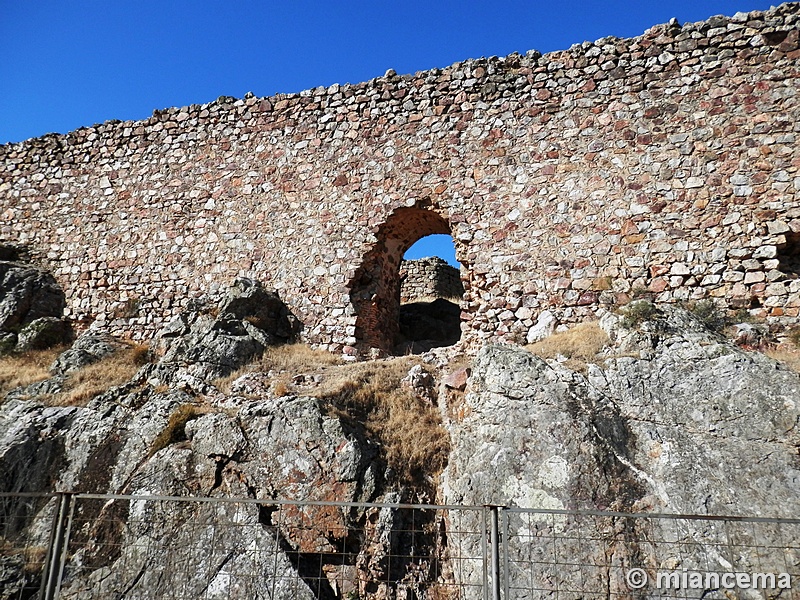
left=682, top=299, right=725, bottom=331
left=525, top=322, right=609, bottom=371
left=131, top=343, right=151, bottom=366
left=619, top=300, right=658, bottom=329
left=149, top=404, right=209, bottom=457
left=272, top=378, right=289, bottom=397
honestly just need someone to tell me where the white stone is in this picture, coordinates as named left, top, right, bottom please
left=526, top=310, right=557, bottom=344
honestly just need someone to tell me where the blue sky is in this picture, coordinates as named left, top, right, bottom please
left=1, top=0, right=777, bottom=265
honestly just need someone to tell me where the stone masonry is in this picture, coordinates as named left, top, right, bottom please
left=400, top=257, right=464, bottom=303
left=2, top=4, right=800, bottom=355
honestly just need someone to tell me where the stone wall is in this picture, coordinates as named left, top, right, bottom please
left=400, top=258, right=464, bottom=303
left=2, top=3, right=800, bottom=355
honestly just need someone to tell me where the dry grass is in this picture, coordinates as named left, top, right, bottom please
left=149, top=403, right=212, bottom=457
left=0, top=343, right=147, bottom=406
left=213, top=343, right=343, bottom=394
left=0, top=538, right=48, bottom=574
left=765, top=348, right=800, bottom=373
left=260, top=343, right=343, bottom=372
left=0, top=346, right=64, bottom=398
left=318, top=357, right=450, bottom=488
left=55, top=348, right=143, bottom=406
left=214, top=344, right=451, bottom=488
left=525, top=321, right=609, bottom=371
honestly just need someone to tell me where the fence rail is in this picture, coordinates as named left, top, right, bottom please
left=1, top=492, right=798, bottom=599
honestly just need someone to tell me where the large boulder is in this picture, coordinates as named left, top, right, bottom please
left=0, top=374, right=382, bottom=599
left=155, top=278, right=300, bottom=381
left=442, top=306, right=800, bottom=596
left=0, top=260, right=71, bottom=353
left=50, top=331, right=127, bottom=377
left=15, top=317, right=72, bottom=352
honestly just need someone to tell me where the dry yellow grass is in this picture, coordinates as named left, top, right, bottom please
left=0, top=346, right=64, bottom=398
left=317, top=357, right=450, bottom=488
left=0, top=538, right=48, bottom=574
left=214, top=344, right=451, bottom=488
left=260, top=342, right=343, bottom=372
left=213, top=343, right=344, bottom=394
left=525, top=321, right=609, bottom=371
left=1, top=343, right=146, bottom=406
left=149, top=402, right=212, bottom=457
left=765, top=348, right=800, bottom=373
left=55, top=348, right=142, bottom=406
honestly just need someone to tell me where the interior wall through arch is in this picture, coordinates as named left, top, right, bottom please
left=349, top=206, right=457, bottom=353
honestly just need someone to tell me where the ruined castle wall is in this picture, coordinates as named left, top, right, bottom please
left=2, top=4, right=800, bottom=354
left=400, top=258, right=464, bottom=303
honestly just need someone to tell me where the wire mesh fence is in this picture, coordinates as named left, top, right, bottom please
left=1, top=492, right=798, bottom=599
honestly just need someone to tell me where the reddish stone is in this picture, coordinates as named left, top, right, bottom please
left=443, top=367, right=470, bottom=391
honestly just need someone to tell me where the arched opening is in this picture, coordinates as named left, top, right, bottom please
left=349, top=206, right=465, bottom=354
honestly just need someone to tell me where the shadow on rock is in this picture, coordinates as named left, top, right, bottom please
left=152, top=278, right=302, bottom=383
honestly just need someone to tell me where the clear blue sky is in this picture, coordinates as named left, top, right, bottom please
left=1, top=0, right=777, bottom=265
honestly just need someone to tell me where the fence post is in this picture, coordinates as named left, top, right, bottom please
left=41, top=492, right=74, bottom=600
left=501, top=507, right=509, bottom=600
left=487, top=505, right=501, bottom=600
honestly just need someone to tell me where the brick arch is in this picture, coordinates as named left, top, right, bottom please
left=349, top=206, right=455, bottom=353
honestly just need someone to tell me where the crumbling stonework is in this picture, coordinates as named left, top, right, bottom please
left=400, top=258, right=464, bottom=303
left=2, top=4, right=800, bottom=354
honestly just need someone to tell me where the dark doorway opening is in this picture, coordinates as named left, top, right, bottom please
left=776, top=232, right=800, bottom=279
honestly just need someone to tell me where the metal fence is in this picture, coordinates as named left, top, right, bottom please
left=1, top=492, right=798, bottom=599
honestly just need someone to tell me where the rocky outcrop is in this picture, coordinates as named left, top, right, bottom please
left=0, top=259, right=71, bottom=353
left=1, top=298, right=799, bottom=598
left=153, top=278, right=300, bottom=383
left=442, top=305, right=800, bottom=595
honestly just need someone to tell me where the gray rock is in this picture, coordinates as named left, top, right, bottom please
left=217, top=277, right=300, bottom=342
left=4, top=374, right=66, bottom=401
left=14, top=316, right=71, bottom=352
left=49, top=331, right=122, bottom=376
left=443, top=306, right=800, bottom=596
left=56, top=474, right=320, bottom=600
left=156, top=279, right=300, bottom=381
left=0, top=371, right=383, bottom=598
left=0, top=332, right=15, bottom=354
left=2, top=302, right=799, bottom=597
left=0, top=261, right=66, bottom=333
left=0, top=555, right=29, bottom=600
